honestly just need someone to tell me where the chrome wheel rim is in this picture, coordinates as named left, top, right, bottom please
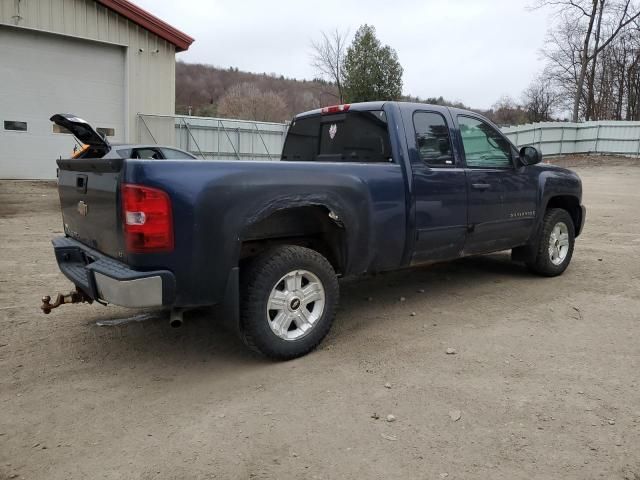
left=548, top=221, right=570, bottom=266
left=266, top=269, right=325, bottom=341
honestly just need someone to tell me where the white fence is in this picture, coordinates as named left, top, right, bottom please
left=502, top=121, right=640, bottom=156
left=137, top=114, right=640, bottom=160
left=137, top=114, right=288, bottom=160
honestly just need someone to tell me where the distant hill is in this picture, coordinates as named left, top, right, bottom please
left=175, top=61, right=511, bottom=125
left=175, top=61, right=339, bottom=121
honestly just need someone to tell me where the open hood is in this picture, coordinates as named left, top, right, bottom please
left=50, top=113, right=110, bottom=149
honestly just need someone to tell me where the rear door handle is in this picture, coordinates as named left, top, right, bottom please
left=471, top=183, right=491, bottom=190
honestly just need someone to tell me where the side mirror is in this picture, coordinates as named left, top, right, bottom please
left=519, top=145, right=542, bottom=166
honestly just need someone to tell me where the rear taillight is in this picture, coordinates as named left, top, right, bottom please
left=122, top=184, right=173, bottom=253
left=321, top=104, right=350, bottom=114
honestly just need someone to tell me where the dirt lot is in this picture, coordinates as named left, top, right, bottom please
left=1, top=156, right=639, bottom=480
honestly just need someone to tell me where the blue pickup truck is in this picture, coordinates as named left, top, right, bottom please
left=46, top=103, right=585, bottom=359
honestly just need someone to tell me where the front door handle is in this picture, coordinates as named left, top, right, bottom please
left=471, top=183, right=491, bottom=190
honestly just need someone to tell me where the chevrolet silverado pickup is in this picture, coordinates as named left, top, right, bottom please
left=45, top=103, right=586, bottom=359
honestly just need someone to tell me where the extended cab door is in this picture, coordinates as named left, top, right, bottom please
left=456, top=114, right=537, bottom=254
left=407, top=110, right=468, bottom=263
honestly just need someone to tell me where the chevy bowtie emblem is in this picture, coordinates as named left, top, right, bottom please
left=77, top=200, right=88, bottom=216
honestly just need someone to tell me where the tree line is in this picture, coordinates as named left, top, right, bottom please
left=175, top=63, right=339, bottom=121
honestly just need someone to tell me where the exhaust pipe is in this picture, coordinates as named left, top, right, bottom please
left=169, top=309, right=183, bottom=328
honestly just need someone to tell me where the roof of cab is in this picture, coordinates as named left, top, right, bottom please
left=294, top=101, right=455, bottom=120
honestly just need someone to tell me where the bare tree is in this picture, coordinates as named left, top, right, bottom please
left=522, top=75, right=560, bottom=121
left=589, top=24, right=640, bottom=119
left=310, top=29, right=349, bottom=103
left=626, top=29, right=640, bottom=119
left=541, top=20, right=584, bottom=114
left=175, top=62, right=338, bottom=118
left=217, top=83, right=288, bottom=122
left=488, top=96, right=528, bottom=125
left=585, top=0, right=606, bottom=119
left=536, top=0, right=640, bottom=121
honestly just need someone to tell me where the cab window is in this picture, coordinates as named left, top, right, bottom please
left=413, top=112, right=454, bottom=167
left=131, top=148, right=162, bottom=159
left=458, top=116, right=512, bottom=168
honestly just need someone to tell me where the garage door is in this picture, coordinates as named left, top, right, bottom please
left=0, top=26, right=125, bottom=179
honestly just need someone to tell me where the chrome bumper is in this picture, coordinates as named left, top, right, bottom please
left=93, top=272, right=164, bottom=307
left=52, top=237, right=175, bottom=308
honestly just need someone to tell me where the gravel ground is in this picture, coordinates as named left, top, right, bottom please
left=1, top=156, right=639, bottom=480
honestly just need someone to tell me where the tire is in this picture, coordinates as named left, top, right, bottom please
left=240, top=245, right=339, bottom=360
left=526, top=208, right=575, bottom=277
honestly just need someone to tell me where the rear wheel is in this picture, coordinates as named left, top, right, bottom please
left=526, top=208, right=575, bottom=277
left=240, top=245, right=339, bottom=360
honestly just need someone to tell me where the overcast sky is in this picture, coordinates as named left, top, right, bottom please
left=134, top=0, right=552, bottom=109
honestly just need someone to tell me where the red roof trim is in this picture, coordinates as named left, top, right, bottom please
left=97, top=0, right=194, bottom=52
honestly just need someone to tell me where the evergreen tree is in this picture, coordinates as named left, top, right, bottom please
left=342, top=25, right=403, bottom=102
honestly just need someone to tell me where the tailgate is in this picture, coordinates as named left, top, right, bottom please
left=57, top=157, right=124, bottom=259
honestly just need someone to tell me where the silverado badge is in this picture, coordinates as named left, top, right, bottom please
left=77, top=200, right=88, bottom=216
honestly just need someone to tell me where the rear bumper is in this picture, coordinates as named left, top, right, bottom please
left=52, top=237, right=175, bottom=308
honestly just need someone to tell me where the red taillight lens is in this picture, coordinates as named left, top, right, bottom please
left=122, top=184, right=173, bottom=253
left=321, top=104, right=351, bottom=114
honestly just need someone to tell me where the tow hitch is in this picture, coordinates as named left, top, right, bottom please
left=41, top=289, right=92, bottom=314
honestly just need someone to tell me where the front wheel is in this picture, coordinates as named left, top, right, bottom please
left=240, top=245, right=339, bottom=360
left=526, top=208, right=575, bottom=277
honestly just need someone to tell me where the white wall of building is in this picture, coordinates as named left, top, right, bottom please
left=0, top=27, right=126, bottom=178
left=0, top=0, right=178, bottom=178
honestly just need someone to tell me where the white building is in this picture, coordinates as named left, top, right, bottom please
left=0, top=0, right=194, bottom=179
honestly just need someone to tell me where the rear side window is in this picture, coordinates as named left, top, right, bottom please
left=160, top=148, right=196, bottom=159
left=132, top=148, right=162, bottom=159
left=282, top=110, right=392, bottom=163
left=458, top=116, right=512, bottom=168
left=281, top=115, right=321, bottom=161
left=413, top=112, right=454, bottom=167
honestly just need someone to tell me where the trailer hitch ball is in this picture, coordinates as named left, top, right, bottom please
left=41, top=290, right=90, bottom=314
left=41, top=295, right=54, bottom=314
